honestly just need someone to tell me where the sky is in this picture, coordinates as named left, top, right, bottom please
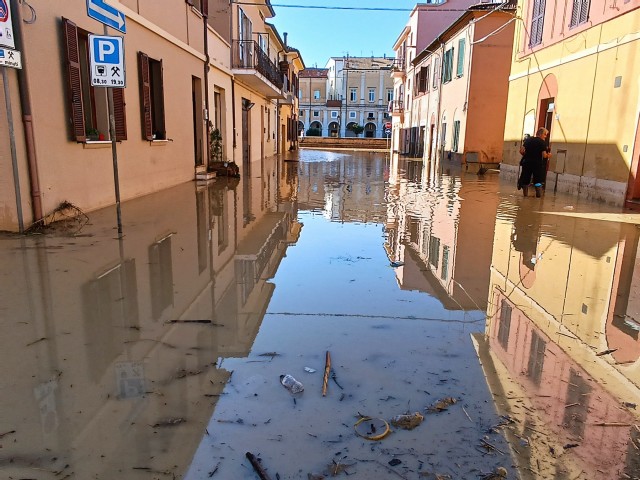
left=269, top=0, right=420, bottom=68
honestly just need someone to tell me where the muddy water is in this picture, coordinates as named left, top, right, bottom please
left=0, top=150, right=639, bottom=479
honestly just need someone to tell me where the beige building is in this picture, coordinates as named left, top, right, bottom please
left=299, top=57, right=394, bottom=138
left=0, top=0, right=303, bottom=232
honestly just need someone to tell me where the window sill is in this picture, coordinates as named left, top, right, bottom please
left=150, top=139, right=168, bottom=146
left=83, top=140, right=112, bottom=149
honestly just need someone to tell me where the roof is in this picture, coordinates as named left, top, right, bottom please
left=328, top=56, right=394, bottom=70
left=300, top=68, right=329, bottom=78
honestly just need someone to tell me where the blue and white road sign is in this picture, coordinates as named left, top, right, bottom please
left=87, top=0, right=126, bottom=34
left=89, top=35, right=125, bottom=87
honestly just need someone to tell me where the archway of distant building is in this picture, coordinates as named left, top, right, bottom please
left=328, top=121, right=339, bottom=137
left=309, top=121, right=322, bottom=135
left=298, top=121, right=304, bottom=136
left=365, top=122, right=376, bottom=138
left=345, top=121, right=358, bottom=137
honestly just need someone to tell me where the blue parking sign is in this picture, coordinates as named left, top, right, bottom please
left=89, top=34, right=125, bottom=87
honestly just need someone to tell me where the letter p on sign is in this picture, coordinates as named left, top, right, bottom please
left=93, top=37, right=119, bottom=63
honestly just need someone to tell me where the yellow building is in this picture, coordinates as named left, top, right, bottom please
left=0, top=0, right=303, bottom=232
left=502, top=0, right=640, bottom=206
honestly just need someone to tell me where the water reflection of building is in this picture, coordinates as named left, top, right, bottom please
left=480, top=199, right=640, bottom=479
left=384, top=157, right=498, bottom=310
left=295, top=151, right=388, bottom=223
left=0, top=155, right=299, bottom=478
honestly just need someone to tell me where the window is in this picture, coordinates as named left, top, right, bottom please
left=313, top=89, right=320, bottom=99
left=238, top=8, right=252, bottom=66
left=417, top=66, right=428, bottom=93
left=299, top=109, right=304, bottom=116
left=62, top=18, right=127, bottom=142
left=368, top=88, right=375, bottom=102
left=186, top=0, right=208, bottom=14
left=349, top=111, right=356, bottom=119
left=569, top=0, right=590, bottom=27
left=442, top=47, right=454, bottom=83
left=456, top=39, right=465, bottom=77
left=452, top=120, right=460, bottom=152
left=497, top=299, right=512, bottom=349
left=349, top=88, right=357, bottom=102
left=313, top=110, right=319, bottom=117
left=429, top=236, right=440, bottom=269
left=432, top=57, right=440, bottom=89
left=529, top=0, right=546, bottom=47
left=387, top=89, right=393, bottom=102
left=331, top=111, right=338, bottom=118
left=367, top=112, right=374, bottom=119
left=138, top=52, right=166, bottom=140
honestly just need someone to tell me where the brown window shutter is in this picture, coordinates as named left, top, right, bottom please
left=113, top=88, right=127, bottom=140
left=62, top=18, right=86, bottom=142
left=158, top=59, right=166, bottom=140
left=201, top=0, right=208, bottom=16
left=138, top=51, right=153, bottom=140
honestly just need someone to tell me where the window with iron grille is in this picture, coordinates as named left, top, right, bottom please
left=529, top=0, right=546, bottom=47
left=452, top=120, right=460, bottom=152
left=569, top=0, right=590, bottom=27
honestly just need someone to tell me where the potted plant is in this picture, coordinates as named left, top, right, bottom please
left=347, top=123, right=364, bottom=137
left=86, top=127, right=100, bottom=141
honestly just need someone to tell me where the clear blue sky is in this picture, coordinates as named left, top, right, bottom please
left=269, top=0, right=419, bottom=68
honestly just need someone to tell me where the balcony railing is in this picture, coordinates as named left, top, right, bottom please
left=390, top=100, right=404, bottom=113
left=392, top=58, right=405, bottom=71
left=232, top=40, right=283, bottom=89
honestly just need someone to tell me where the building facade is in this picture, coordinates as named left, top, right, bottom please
left=0, top=0, right=303, bottom=232
left=299, top=57, right=394, bottom=138
left=502, top=0, right=640, bottom=205
left=401, top=4, right=515, bottom=168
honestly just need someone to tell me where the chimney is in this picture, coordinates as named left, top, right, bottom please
left=283, top=32, right=288, bottom=48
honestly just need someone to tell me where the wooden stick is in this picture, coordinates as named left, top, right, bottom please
left=322, top=351, right=331, bottom=397
left=245, top=452, right=272, bottom=480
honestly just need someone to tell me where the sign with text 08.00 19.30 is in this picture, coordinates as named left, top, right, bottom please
left=0, top=0, right=15, bottom=49
left=89, top=34, right=125, bottom=87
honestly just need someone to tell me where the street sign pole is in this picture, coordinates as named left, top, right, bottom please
left=2, top=66, right=24, bottom=232
left=104, top=24, right=122, bottom=238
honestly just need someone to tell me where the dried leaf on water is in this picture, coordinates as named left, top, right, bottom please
left=426, top=397, right=457, bottom=413
left=151, top=417, right=186, bottom=427
left=390, top=412, right=424, bottom=430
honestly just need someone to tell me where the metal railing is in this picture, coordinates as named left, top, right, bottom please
left=390, top=100, right=404, bottom=113
left=232, top=40, right=283, bottom=89
left=392, top=58, right=405, bottom=71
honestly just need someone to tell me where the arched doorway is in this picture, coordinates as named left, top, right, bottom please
left=298, top=121, right=304, bottom=136
left=345, top=121, right=358, bottom=137
left=329, top=121, right=339, bottom=137
left=308, top=121, right=322, bottom=136
left=365, top=122, right=376, bottom=138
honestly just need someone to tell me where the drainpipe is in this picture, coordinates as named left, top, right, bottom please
left=230, top=0, right=237, bottom=158
left=203, top=2, right=211, bottom=169
left=10, top=0, right=43, bottom=223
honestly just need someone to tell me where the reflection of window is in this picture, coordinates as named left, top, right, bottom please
left=569, top=0, right=590, bottom=27
left=529, top=0, right=546, bottom=46
left=452, top=120, right=461, bottom=152
left=497, top=299, right=512, bottom=349
left=138, top=52, right=166, bottom=140
left=441, top=245, right=449, bottom=281
left=82, top=260, right=139, bottom=380
left=527, top=330, right=546, bottom=386
left=196, top=190, right=208, bottom=273
left=62, top=18, right=127, bottom=142
left=149, top=234, right=174, bottom=320
left=429, top=236, right=440, bottom=269
left=563, top=369, right=591, bottom=436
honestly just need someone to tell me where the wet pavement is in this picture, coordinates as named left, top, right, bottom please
left=1, top=150, right=639, bottom=479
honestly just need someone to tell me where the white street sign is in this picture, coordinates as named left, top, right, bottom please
left=0, top=0, right=15, bottom=49
left=89, top=34, right=125, bottom=87
left=0, top=47, right=21, bottom=69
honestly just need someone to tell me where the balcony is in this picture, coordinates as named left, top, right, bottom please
left=390, top=100, right=404, bottom=122
left=326, top=99, right=342, bottom=108
left=392, top=58, right=406, bottom=78
left=232, top=40, right=284, bottom=98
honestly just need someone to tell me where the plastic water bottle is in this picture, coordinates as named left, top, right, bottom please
left=280, top=374, right=304, bottom=394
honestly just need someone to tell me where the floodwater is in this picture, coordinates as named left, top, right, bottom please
left=1, top=150, right=639, bottom=480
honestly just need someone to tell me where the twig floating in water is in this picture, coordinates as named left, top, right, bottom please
left=322, top=351, right=331, bottom=397
left=245, top=452, right=273, bottom=480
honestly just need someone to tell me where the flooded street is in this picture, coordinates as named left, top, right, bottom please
left=1, top=150, right=640, bottom=479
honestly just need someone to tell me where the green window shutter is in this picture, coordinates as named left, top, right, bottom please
left=456, top=39, right=465, bottom=77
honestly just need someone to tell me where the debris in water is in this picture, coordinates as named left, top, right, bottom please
left=304, top=367, right=316, bottom=373
left=388, top=458, right=402, bottom=466
left=354, top=416, right=390, bottom=440
left=151, top=418, right=186, bottom=427
left=280, top=374, right=304, bottom=394
left=426, top=397, right=458, bottom=413
left=390, top=261, right=404, bottom=267
left=390, top=412, right=424, bottom=430
left=596, top=348, right=618, bottom=356
left=245, top=452, right=273, bottom=480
